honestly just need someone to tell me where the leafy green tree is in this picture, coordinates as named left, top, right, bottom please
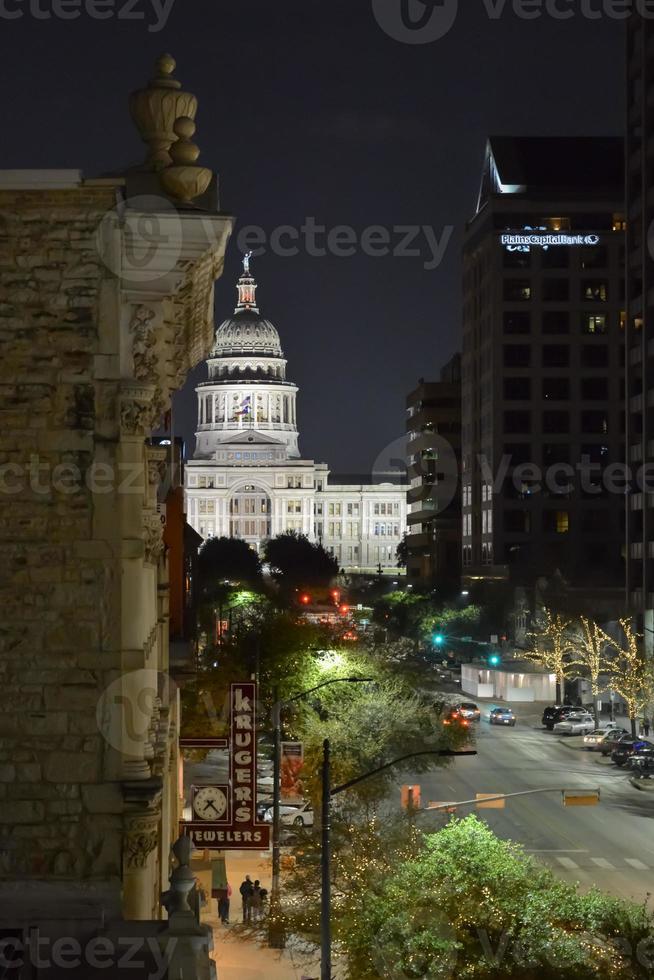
left=197, top=535, right=262, bottom=589
left=395, top=534, right=408, bottom=568
left=263, top=531, right=339, bottom=589
left=285, top=815, right=653, bottom=979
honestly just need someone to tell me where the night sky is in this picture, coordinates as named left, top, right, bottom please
left=2, top=2, right=624, bottom=471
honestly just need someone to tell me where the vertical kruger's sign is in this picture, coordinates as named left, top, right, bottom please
left=181, top=682, right=271, bottom=850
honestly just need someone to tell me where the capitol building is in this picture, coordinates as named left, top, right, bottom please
left=185, top=258, right=407, bottom=573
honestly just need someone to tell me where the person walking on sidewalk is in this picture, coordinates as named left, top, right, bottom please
left=644, top=716, right=651, bottom=737
left=219, top=882, right=232, bottom=924
left=250, top=879, right=268, bottom=922
left=239, top=875, right=254, bottom=922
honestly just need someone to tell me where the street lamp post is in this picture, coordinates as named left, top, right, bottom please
left=320, top=742, right=477, bottom=979
left=268, top=676, right=373, bottom=950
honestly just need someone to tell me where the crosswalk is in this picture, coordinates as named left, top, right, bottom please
left=551, top=855, right=650, bottom=872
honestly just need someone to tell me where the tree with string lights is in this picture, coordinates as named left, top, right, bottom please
left=525, top=608, right=576, bottom=704
left=568, top=616, right=612, bottom=727
left=600, top=619, right=654, bottom=738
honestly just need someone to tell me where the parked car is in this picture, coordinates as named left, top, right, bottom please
left=262, top=803, right=301, bottom=823
left=457, top=702, right=481, bottom=721
left=625, top=746, right=654, bottom=770
left=611, top=739, right=654, bottom=767
left=489, top=707, right=516, bottom=727
left=583, top=727, right=628, bottom=750
left=600, top=732, right=633, bottom=757
left=630, top=752, right=654, bottom=774
left=542, top=705, right=575, bottom=730
left=280, top=801, right=314, bottom=827
left=553, top=712, right=595, bottom=736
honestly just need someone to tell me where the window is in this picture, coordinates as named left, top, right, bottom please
left=541, top=247, right=569, bottom=269
left=581, top=377, right=609, bottom=400
left=503, top=377, right=531, bottom=400
left=329, top=522, right=342, bottom=538
left=542, top=378, right=570, bottom=401
left=543, top=443, right=570, bottom=465
left=503, top=444, right=531, bottom=466
left=543, top=511, right=569, bottom=533
left=505, top=510, right=530, bottom=533
left=503, top=280, right=531, bottom=301
left=581, top=411, right=608, bottom=435
left=503, top=311, right=531, bottom=334
left=543, top=411, right=569, bottom=434
left=503, top=249, right=531, bottom=269
left=583, top=314, right=607, bottom=334
left=503, top=345, right=531, bottom=368
left=347, top=502, right=360, bottom=516
left=542, top=279, right=569, bottom=301
left=542, top=345, right=570, bottom=368
left=580, top=245, right=608, bottom=269
left=581, top=345, right=608, bottom=368
left=582, top=281, right=608, bottom=301
left=328, top=503, right=342, bottom=516
left=504, top=410, right=531, bottom=434
left=287, top=500, right=302, bottom=514
left=542, top=311, right=569, bottom=334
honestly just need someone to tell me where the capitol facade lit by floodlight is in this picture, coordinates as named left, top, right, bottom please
left=185, top=257, right=407, bottom=573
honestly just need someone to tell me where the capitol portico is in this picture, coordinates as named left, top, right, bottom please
left=185, top=258, right=407, bottom=573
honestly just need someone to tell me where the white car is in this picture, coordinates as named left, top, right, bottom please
left=262, top=803, right=301, bottom=824
left=553, top=712, right=595, bottom=735
left=280, top=801, right=314, bottom=827
left=583, top=726, right=628, bottom=750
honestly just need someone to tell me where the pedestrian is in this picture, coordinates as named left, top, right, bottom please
left=251, top=879, right=267, bottom=922
left=644, top=716, right=651, bottom=737
left=239, top=875, right=254, bottom=923
left=218, top=882, right=232, bottom=925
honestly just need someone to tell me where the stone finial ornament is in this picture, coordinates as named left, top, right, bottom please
left=129, top=54, right=198, bottom=170
left=160, top=116, right=212, bottom=205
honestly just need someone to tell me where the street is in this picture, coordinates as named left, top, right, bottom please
left=395, top=704, right=654, bottom=907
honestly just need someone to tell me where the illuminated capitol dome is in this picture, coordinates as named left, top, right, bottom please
left=194, top=253, right=299, bottom=459
left=185, top=255, right=407, bottom=574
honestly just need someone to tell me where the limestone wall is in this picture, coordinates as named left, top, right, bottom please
left=0, top=182, right=231, bottom=922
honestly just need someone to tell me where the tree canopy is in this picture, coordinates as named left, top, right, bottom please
left=263, top=531, right=339, bottom=588
left=285, top=815, right=653, bottom=979
left=197, top=535, right=262, bottom=590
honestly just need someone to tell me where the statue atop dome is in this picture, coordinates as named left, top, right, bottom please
left=242, top=251, right=253, bottom=275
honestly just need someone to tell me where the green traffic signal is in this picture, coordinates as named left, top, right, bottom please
left=433, top=633, right=444, bottom=646
left=488, top=653, right=501, bottom=666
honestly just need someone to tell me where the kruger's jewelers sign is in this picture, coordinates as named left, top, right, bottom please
left=181, top=682, right=271, bottom=851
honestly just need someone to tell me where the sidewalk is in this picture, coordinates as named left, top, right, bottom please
left=204, top=849, right=322, bottom=979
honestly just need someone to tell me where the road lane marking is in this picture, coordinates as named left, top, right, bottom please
left=625, top=858, right=649, bottom=870
left=526, top=849, right=587, bottom=853
left=555, top=857, right=580, bottom=869
left=591, top=858, right=616, bottom=870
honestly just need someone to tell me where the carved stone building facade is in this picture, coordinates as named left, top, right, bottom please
left=0, top=56, right=232, bottom=941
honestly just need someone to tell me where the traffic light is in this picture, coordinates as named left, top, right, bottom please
left=433, top=631, right=444, bottom=646
left=299, top=593, right=311, bottom=605
left=488, top=652, right=501, bottom=667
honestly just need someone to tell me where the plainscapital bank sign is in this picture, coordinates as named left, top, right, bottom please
left=501, top=232, right=600, bottom=251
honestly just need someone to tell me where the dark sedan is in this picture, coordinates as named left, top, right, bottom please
left=611, top=739, right=654, bottom=767
left=542, top=705, right=575, bottom=731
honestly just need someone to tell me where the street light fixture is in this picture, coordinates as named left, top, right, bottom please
left=268, top=676, right=373, bottom=949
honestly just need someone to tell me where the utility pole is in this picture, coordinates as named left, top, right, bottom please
left=320, top=739, right=331, bottom=980
left=268, top=676, right=373, bottom=951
